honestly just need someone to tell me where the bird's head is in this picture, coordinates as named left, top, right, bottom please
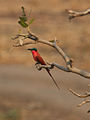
left=27, top=48, right=37, bottom=52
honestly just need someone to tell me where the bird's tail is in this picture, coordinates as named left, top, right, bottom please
left=46, top=68, right=60, bottom=90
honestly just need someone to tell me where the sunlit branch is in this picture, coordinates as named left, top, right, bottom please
left=67, top=9, right=90, bottom=20
left=12, top=30, right=90, bottom=79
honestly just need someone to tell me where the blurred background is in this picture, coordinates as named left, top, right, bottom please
left=0, top=0, right=90, bottom=120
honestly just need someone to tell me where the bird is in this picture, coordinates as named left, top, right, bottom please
left=27, top=48, right=60, bottom=90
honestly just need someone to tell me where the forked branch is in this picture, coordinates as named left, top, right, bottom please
left=12, top=30, right=90, bottom=79
left=69, top=88, right=90, bottom=111
left=35, top=63, right=54, bottom=71
left=78, top=100, right=90, bottom=107
left=69, top=88, right=90, bottom=98
left=67, top=9, right=90, bottom=20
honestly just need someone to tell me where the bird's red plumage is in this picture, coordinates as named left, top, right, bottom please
left=32, top=50, right=46, bottom=65
left=31, top=50, right=60, bottom=90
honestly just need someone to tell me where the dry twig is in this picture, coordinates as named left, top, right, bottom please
left=67, top=9, right=90, bottom=20
left=69, top=88, right=90, bottom=98
left=35, top=63, right=54, bottom=71
left=69, top=88, right=90, bottom=112
left=78, top=100, right=90, bottom=107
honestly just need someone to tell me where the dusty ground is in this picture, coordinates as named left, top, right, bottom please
left=0, top=0, right=90, bottom=120
left=0, top=65, right=90, bottom=120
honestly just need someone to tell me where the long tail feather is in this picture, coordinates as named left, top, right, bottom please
left=46, top=68, right=60, bottom=90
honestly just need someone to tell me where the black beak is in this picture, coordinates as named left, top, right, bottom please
left=27, top=48, right=32, bottom=51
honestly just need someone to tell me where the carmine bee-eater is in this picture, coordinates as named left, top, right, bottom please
left=27, top=48, right=60, bottom=90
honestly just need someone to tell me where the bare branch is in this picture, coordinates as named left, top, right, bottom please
left=78, top=100, right=90, bottom=107
left=69, top=88, right=90, bottom=110
left=12, top=31, right=90, bottom=79
left=67, top=9, right=90, bottom=20
left=35, top=63, right=54, bottom=71
left=69, top=88, right=90, bottom=98
left=13, top=41, right=36, bottom=47
left=51, top=63, right=70, bottom=72
left=52, top=63, right=90, bottom=79
left=69, top=67, right=90, bottom=79
left=12, top=34, right=29, bottom=40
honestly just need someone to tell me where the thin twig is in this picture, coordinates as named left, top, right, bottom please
left=67, top=9, right=90, bottom=20
left=35, top=64, right=54, bottom=71
left=13, top=41, right=36, bottom=47
left=69, top=88, right=90, bottom=109
left=78, top=100, right=90, bottom=107
left=69, top=88, right=90, bottom=98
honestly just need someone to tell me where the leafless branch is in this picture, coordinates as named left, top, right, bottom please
left=78, top=100, right=90, bottom=107
left=12, top=30, right=90, bottom=79
left=69, top=88, right=90, bottom=111
left=69, top=88, right=90, bottom=98
left=67, top=9, right=90, bottom=20
left=35, top=63, right=54, bottom=71
left=13, top=41, right=36, bottom=47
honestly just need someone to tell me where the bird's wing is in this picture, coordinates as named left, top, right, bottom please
left=36, top=55, right=46, bottom=65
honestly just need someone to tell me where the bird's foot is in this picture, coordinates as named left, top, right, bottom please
left=46, top=62, right=54, bottom=69
left=35, top=62, right=39, bottom=66
left=35, top=63, right=42, bottom=71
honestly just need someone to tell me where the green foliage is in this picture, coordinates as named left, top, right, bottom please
left=18, top=6, right=34, bottom=28
left=29, top=18, right=34, bottom=25
left=0, top=109, right=21, bottom=120
left=21, top=6, right=26, bottom=17
left=18, top=20, right=28, bottom=28
left=49, top=40, right=55, bottom=43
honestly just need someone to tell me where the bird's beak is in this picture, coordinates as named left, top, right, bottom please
left=27, top=48, right=32, bottom=51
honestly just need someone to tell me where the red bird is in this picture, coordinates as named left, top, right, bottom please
left=27, top=48, right=60, bottom=90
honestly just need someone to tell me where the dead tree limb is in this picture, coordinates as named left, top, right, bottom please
left=12, top=30, right=90, bottom=79
left=69, top=88, right=90, bottom=112
left=67, top=9, right=90, bottom=20
left=69, top=88, right=90, bottom=98
left=78, top=100, right=90, bottom=107
left=35, top=63, right=54, bottom=71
